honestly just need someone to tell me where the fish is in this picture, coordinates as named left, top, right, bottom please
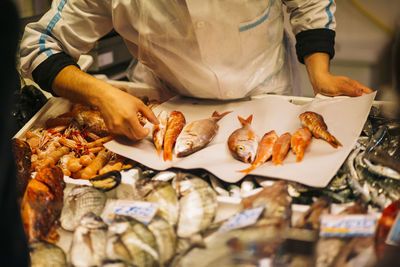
left=238, top=130, right=278, bottom=173
left=106, top=215, right=159, bottom=267
left=60, top=185, right=106, bottom=231
left=291, top=127, right=312, bottom=162
left=20, top=164, right=65, bottom=243
left=272, top=132, right=292, bottom=165
left=163, top=111, right=186, bottom=161
left=172, top=173, right=218, bottom=238
left=175, top=111, right=231, bottom=157
left=227, top=115, right=258, bottom=163
left=29, top=241, right=67, bottom=267
left=134, top=179, right=180, bottom=226
left=148, top=215, right=177, bottom=265
left=299, top=111, right=342, bottom=148
left=152, top=111, right=168, bottom=155
left=70, top=212, right=108, bottom=267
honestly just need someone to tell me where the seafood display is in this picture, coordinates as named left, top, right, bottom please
left=175, top=111, right=231, bottom=157
left=227, top=115, right=258, bottom=163
left=12, top=97, right=400, bottom=267
left=18, top=103, right=135, bottom=180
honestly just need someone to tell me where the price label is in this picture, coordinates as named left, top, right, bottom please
left=218, top=206, right=264, bottom=233
left=108, top=200, right=158, bottom=225
left=320, top=214, right=376, bottom=237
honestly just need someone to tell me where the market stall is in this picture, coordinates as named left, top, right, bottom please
left=12, top=91, right=400, bottom=267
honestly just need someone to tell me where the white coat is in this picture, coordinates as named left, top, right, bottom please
left=20, top=0, right=336, bottom=100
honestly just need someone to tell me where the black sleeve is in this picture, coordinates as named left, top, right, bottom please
left=32, top=52, right=80, bottom=95
left=295, top=28, right=335, bottom=64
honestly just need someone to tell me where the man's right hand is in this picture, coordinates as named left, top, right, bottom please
left=53, top=65, right=159, bottom=141
left=98, top=87, right=159, bottom=140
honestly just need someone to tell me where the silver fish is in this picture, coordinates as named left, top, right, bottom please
left=134, top=179, right=179, bottom=226
left=60, top=185, right=106, bottom=231
left=173, top=173, right=218, bottom=238
left=107, top=216, right=159, bottom=267
left=148, top=215, right=177, bottom=265
left=227, top=115, right=258, bottom=163
left=29, top=241, right=67, bottom=267
left=70, top=212, right=108, bottom=267
left=175, top=111, right=231, bottom=157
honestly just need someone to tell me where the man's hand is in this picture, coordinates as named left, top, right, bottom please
left=304, top=53, right=373, bottom=97
left=53, top=65, right=159, bottom=141
left=98, top=87, right=158, bottom=141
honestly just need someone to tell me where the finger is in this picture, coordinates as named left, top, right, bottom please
left=139, top=104, right=159, bottom=125
left=338, top=79, right=364, bottom=97
left=352, top=80, right=373, bottom=94
left=128, top=116, right=150, bottom=140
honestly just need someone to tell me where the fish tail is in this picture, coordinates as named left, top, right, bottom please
left=328, top=135, right=342, bottom=148
left=212, top=110, right=232, bottom=121
left=296, top=151, right=304, bottom=162
left=237, top=165, right=256, bottom=174
left=156, top=146, right=162, bottom=156
left=238, top=115, right=253, bottom=126
left=163, top=146, right=172, bottom=161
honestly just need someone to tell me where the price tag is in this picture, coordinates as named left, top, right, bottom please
left=218, top=206, right=264, bottom=233
left=320, top=214, right=376, bottom=237
left=108, top=200, right=158, bottom=225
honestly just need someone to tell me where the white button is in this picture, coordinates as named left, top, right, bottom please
left=196, top=21, right=205, bottom=28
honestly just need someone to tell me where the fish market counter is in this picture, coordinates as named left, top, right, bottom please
left=13, top=94, right=400, bottom=267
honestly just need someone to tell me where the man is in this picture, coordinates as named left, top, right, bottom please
left=20, top=0, right=372, bottom=141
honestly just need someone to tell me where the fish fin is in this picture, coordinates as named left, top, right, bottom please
left=156, top=146, right=162, bottom=156
left=212, top=110, right=232, bottom=121
left=163, top=149, right=171, bottom=161
left=296, top=151, right=304, bottom=162
left=328, top=135, right=342, bottom=148
left=238, top=165, right=255, bottom=175
left=238, top=115, right=253, bottom=126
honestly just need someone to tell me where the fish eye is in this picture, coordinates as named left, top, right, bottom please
left=236, top=145, right=245, bottom=151
left=185, top=141, right=192, bottom=147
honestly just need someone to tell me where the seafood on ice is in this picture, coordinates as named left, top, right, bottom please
left=227, top=115, right=258, bottom=163
left=238, top=130, right=278, bottom=174
left=175, top=111, right=231, bottom=157
left=299, top=111, right=342, bottom=148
